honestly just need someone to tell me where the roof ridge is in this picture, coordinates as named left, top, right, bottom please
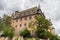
left=15, top=6, right=38, bottom=13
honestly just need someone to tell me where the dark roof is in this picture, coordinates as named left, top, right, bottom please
left=12, top=6, right=44, bottom=20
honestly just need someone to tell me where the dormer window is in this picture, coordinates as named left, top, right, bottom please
left=37, top=9, right=41, bottom=13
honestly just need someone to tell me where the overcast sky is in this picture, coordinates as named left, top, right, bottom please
left=0, top=0, right=60, bottom=35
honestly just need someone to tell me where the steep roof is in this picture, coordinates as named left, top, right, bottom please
left=12, top=6, right=44, bottom=20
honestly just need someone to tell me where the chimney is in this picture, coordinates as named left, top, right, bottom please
left=37, top=4, right=40, bottom=9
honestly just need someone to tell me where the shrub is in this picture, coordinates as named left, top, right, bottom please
left=2, top=26, right=14, bottom=38
left=20, top=29, right=31, bottom=38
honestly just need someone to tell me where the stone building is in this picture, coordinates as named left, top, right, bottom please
left=11, top=6, right=55, bottom=36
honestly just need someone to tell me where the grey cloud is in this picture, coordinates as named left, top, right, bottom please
left=0, top=0, right=5, bottom=10
left=56, top=27, right=60, bottom=35
left=0, top=0, right=60, bottom=35
left=0, top=4, right=4, bottom=10
left=0, top=0, right=24, bottom=17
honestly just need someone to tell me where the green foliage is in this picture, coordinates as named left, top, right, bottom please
left=20, top=29, right=31, bottom=38
left=49, top=34, right=60, bottom=40
left=2, top=26, right=14, bottom=37
left=0, top=14, right=12, bottom=31
left=35, top=15, right=60, bottom=40
left=36, top=15, right=51, bottom=30
left=29, top=21, right=37, bottom=32
left=35, top=15, right=51, bottom=38
left=35, top=38, right=40, bottom=40
left=0, top=17, right=5, bottom=31
left=36, top=29, right=59, bottom=39
left=36, top=28, right=48, bottom=38
left=0, top=14, right=15, bottom=37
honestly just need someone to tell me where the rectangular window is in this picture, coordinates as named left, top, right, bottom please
left=29, top=16, right=32, bottom=19
left=15, top=25, right=17, bottom=28
left=20, top=24, right=22, bottom=27
left=25, top=17, right=27, bottom=20
left=35, top=15, right=37, bottom=19
left=24, top=23, right=26, bottom=26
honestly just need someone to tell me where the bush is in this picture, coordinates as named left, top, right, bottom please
left=35, top=38, right=40, bottom=40
left=20, top=29, right=31, bottom=38
left=2, top=26, right=14, bottom=38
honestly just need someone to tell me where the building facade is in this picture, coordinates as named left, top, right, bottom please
left=11, top=6, right=55, bottom=36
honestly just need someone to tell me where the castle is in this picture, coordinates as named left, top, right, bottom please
left=11, top=5, right=55, bottom=36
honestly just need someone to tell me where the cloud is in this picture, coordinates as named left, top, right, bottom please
left=0, top=0, right=5, bottom=10
left=24, top=0, right=60, bottom=35
left=41, top=0, right=60, bottom=35
left=0, top=0, right=60, bottom=35
left=0, top=0, right=26, bottom=17
left=40, top=0, right=60, bottom=35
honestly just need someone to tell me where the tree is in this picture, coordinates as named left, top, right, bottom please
left=36, top=15, right=51, bottom=30
left=35, top=15, right=60, bottom=40
left=2, top=26, right=14, bottom=38
left=0, top=14, right=11, bottom=31
left=0, top=17, right=3, bottom=31
left=3, top=14, right=11, bottom=26
left=28, top=21, right=37, bottom=37
left=0, top=14, right=15, bottom=38
left=49, top=34, right=60, bottom=40
left=20, top=29, right=31, bottom=38
left=35, top=15, right=51, bottom=38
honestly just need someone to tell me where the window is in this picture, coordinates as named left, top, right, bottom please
left=29, top=16, right=32, bottom=19
left=35, top=15, right=37, bottom=19
left=25, top=17, right=27, bottom=20
left=24, top=23, right=26, bottom=26
left=20, top=24, right=22, bottom=27
left=37, top=9, right=41, bottom=13
left=15, top=25, right=17, bottom=28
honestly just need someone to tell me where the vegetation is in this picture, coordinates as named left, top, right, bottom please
left=0, top=13, right=60, bottom=40
left=36, top=15, right=51, bottom=38
left=20, top=15, right=60, bottom=40
left=20, top=29, right=31, bottom=38
left=2, top=27, right=14, bottom=37
left=0, top=14, right=14, bottom=37
left=35, top=15, right=60, bottom=40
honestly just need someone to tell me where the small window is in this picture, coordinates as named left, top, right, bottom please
left=35, top=15, right=37, bottom=19
left=15, top=25, right=17, bottom=28
left=24, top=23, right=26, bottom=26
left=20, top=24, right=22, bottom=27
left=25, top=17, right=27, bottom=20
left=29, top=16, right=32, bottom=19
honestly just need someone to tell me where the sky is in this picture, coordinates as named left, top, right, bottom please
left=0, top=0, right=60, bottom=35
